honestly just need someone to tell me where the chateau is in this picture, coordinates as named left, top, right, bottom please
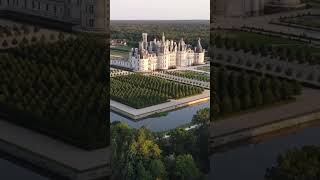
left=0, top=0, right=109, bottom=32
left=112, top=33, right=205, bottom=72
left=212, top=0, right=304, bottom=17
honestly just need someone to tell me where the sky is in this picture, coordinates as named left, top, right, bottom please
left=110, top=0, right=210, bottom=20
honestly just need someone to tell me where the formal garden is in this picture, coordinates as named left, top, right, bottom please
left=0, top=22, right=63, bottom=49
left=0, top=37, right=109, bottom=149
left=164, top=70, right=210, bottom=82
left=211, top=29, right=320, bottom=64
left=211, top=67, right=302, bottom=120
left=111, top=74, right=204, bottom=109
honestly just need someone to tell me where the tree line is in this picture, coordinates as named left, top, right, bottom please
left=211, top=67, right=302, bottom=119
left=111, top=22, right=209, bottom=50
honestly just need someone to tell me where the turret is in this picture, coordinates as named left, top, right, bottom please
left=162, top=32, right=165, bottom=43
left=142, top=33, right=148, bottom=50
left=196, top=38, right=203, bottom=53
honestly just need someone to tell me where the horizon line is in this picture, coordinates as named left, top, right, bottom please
left=111, top=19, right=209, bottom=21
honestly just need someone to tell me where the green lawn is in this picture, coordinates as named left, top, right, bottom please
left=110, top=45, right=132, bottom=59
left=111, top=45, right=132, bottom=52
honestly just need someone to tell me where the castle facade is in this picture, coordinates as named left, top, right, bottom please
left=112, top=33, right=205, bottom=72
left=0, top=0, right=109, bottom=32
left=212, top=0, right=303, bottom=17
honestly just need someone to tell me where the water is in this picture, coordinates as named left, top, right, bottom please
left=209, top=121, right=320, bottom=180
left=111, top=102, right=209, bottom=132
left=0, top=102, right=209, bottom=178
left=0, top=158, right=48, bottom=180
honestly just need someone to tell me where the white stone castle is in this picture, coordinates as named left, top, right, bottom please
left=213, top=0, right=304, bottom=17
left=112, top=33, right=205, bottom=72
left=0, top=0, right=109, bottom=32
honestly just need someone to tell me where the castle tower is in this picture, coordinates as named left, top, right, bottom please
left=162, top=32, right=166, bottom=43
left=80, top=0, right=108, bottom=32
left=196, top=38, right=203, bottom=53
left=142, top=33, right=148, bottom=50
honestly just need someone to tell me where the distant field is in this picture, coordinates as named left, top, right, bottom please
left=111, top=45, right=132, bottom=52
left=110, top=45, right=131, bottom=59
left=281, top=15, right=320, bottom=28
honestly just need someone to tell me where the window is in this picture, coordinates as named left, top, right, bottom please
left=46, top=3, right=49, bottom=11
left=88, top=5, right=94, bottom=14
left=89, top=19, right=94, bottom=27
left=67, top=8, right=70, bottom=16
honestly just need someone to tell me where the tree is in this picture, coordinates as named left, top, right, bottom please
left=169, top=128, right=196, bottom=155
left=192, top=108, right=209, bottom=125
left=149, top=159, right=167, bottom=179
left=292, top=80, right=302, bottom=95
left=261, top=79, right=275, bottom=104
left=220, top=93, right=233, bottom=114
left=251, top=76, right=263, bottom=107
left=2, top=40, right=8, bottom=48
left=174, top=154, right=201, bottom=180
left=265, top=146, right=320, bottom=180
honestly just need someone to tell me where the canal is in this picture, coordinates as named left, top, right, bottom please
left=0, top=158, right=49, bottom=180
left=0, top=102, right=209, bottom=179
left=209, top=120, right=320, bottom=180
left=111, top=101, right=210, bottom=132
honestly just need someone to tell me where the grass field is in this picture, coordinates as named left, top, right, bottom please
left=110, top=45, right=132, bottom=59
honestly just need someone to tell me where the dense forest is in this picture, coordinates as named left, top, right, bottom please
left=111, top=21, right=209, bottom=51
left=211, top=67, right=302, bottom=120
left=111, top=74, right=203, bottom=109
left=0, top=37, right=109, bottom=149
left=111, top=108, right=209, bottom=180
